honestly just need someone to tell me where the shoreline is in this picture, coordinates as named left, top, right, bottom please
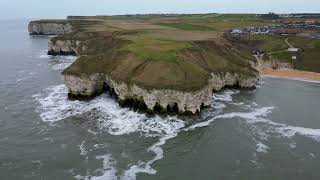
left=258, top=68, right=320, bottom=83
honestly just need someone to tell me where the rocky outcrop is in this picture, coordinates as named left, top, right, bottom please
left=28, top=21, right=77, bottom=55
left=28, top=21, right=72, bottom=35
left=63, top=72, right=259, bottom=114
left=48, top=39, right=80, bottom=56
left=64, top=74, right=105, bottom=99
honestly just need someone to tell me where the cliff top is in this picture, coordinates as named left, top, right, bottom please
left=36, top=14, right=262, bottom=91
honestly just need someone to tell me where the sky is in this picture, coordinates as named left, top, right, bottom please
left=1, top=0, right=320, bottom=20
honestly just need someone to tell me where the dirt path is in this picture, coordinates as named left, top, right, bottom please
left=285, top=38, right=294, bottom=48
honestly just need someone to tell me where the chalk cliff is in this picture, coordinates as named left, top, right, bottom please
left=63, top=72, right=258, bottom=114
left=48, top=39, right=79, bottom=56
left=28, top=21, right=72, bottom=35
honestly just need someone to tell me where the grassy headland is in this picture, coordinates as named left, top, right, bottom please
left=38, top=14, right=276, bottom=91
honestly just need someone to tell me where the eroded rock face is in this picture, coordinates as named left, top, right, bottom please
left=28, top=21, right=72, bottom=35
left=63, top=72, right=259, bottom=114
left=48, top=39, right=80, bottom=56
left=63, top=74, right=105, bottom=100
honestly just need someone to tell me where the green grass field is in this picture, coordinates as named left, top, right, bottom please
left=289, top=37, right=320, bottom=72
left=155, top=23, right=214, bottom=31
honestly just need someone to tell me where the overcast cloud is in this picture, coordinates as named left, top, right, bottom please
left=0, top=0, right=319, bottom=20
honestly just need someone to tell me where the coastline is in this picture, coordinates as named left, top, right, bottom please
left=259, top=68, right=320, bottom=83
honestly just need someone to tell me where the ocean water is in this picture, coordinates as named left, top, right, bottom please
left=1, top=19, right=320, bottom=180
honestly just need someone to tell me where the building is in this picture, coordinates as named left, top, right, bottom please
left=231, top=29, right=243, bottom=34
left=275, top=29, right=303, bottom=35
left=288, top=48, right=299, bottom=52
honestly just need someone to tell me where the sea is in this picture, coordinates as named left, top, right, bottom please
left=1, top=19, right=320, bottom=180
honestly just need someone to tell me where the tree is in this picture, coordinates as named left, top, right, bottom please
left=260, top=12, right=279, bottom=19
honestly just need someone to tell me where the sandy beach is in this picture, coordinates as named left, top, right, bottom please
left=259, top=68, right=320, bottom=83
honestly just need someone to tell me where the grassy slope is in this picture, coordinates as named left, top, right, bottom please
left=47, top=14, right=263, bottom=91
left=238, top=35, right=288, bottom=52
left=289, top=37, right=320, bottom=72
left=232, top=34, right=320, bottom=72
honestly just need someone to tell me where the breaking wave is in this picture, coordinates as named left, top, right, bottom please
left=33, top=84, right=187, bottom=179
left=34, top=50, right=76, bottom=70
left=33, top=84, right=320, bottom=179
left=49, top=56, right=76, bottom=70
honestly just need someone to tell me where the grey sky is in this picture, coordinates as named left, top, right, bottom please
left=1, top=0, right=319, bottom=20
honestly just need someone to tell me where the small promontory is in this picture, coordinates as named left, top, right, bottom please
left=28, top=20, right=72, bottom=35
left=29, top=15, right=259, bottom=114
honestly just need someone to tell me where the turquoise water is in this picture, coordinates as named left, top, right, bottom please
left=1, top=20, right=320, bottom=180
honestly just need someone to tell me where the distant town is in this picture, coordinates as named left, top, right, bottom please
left=231, top=21, right=320, bottom=36
left=230, top=13, right=320, bottom=36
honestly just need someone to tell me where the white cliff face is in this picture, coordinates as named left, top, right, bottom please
left=28, top=22, right=72, bottom=35
left=210, top=72, right=258, bottom=90
left=48, top=39, right=80, bottom=55
left=64, top=74, right=105, bottom=98
left=63, top=72, right=259, bottom=114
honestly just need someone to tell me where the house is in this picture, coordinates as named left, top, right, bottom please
left=288, top=48, right=299, bottom=52
left=305, top=19, right=316, bottom=24
left=276, top=29, right=303, bottom=35
left=231, top=29, right=243, bottom=34
left=252, top=49, right=264, bottom=56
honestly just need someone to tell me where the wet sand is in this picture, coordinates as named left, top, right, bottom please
left=259, top=68, right=320, bottom=83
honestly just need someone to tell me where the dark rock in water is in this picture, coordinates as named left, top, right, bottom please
left=48, top=49, right=77, bottom=56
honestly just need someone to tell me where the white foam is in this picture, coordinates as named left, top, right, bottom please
left=75, top=154, right=117, bottom=180
left=289, top=142, right=296, bottom=149
left=231, top=102, right=245, bottom=106
left=33, top=84, right=183, bottom=136
left=309, top=153, right=316, bottom=158
left=185, top=106, right=275, bottom=131
left=88, top=129, right=98, bottom=135
left=120, top=116, right=185, bottom=179
left=212, top=101, right=226, bottom=110
left=49, top=56, right=76, bottom=70
left=212, top=89, right=240, bottom=102
left=33, top=85, right=89, bottom=122
left=256, top=142, right=269, bottom=153
left=212, top=103, right=320, bottom=143
left=212, top=105, right=320, bottom=143
left=79, top=141, right=88, bottom=156
left=185, top=118, right=215, bottom=131
left=122, top=129, right=183, bottom=179
left=34, top=84, right=320, bottom=180
left=34, top=84, right=186, bottom=179
left=16, top=77, right=29, bottom=82
left=184, top=104, right=320, bottom=150
left=38, top=54, right=50, bottom=59
left=122, top=161, right=156, bottom=180
left=276, top=126, right=320, bottom=142
left=34, top=50, right=76, bottom=70
left=92, top=155, right=117, bottom=180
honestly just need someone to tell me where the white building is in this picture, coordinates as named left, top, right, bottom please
left=288, top=48, right=299, bottom=52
